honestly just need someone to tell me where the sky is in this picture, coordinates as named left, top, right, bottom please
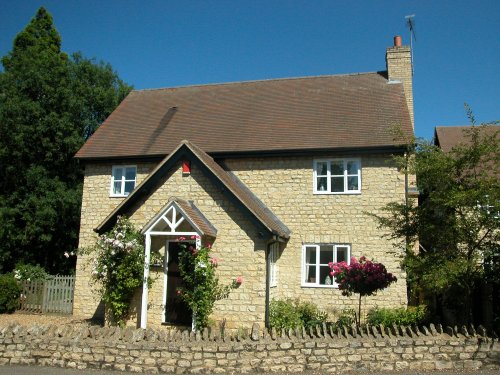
left=1, top=0, right=498, bottom=140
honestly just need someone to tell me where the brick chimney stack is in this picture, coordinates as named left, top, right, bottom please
left=386, top=35, right=414, bottom=129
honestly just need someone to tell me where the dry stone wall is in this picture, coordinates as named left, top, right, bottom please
left=0, top=322, right=498, bottom=373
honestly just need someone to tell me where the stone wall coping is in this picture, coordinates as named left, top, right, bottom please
left=1, top=322, right=498, bottom=373
left=0, top=322, right=497, bottom=345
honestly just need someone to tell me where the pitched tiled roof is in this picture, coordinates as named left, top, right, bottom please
left=140, top=198, right=217, bottom=238
left=76, top=72, right=413, bottom=160
left=435, top=125, right=500, bottom=152
left=96, top=140, right=291, bottom=239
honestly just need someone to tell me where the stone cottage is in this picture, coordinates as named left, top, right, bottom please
left=74, top=36, right=415, bottom=329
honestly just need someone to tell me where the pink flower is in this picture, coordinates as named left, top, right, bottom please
left=178, top=236, right=186, bottom=241
left=190, top=235, right=200, bottom=239
left=350, top=256, right=358, bottom=264
left=207, top=243, right=212, bottom=249
left=176, top=290, right=182, bottom=295
left=210, top=257, right=218, bottom=266
left=235, top=276, right=243, bottom=285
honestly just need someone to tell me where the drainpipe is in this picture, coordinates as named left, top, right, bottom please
left=265, top=242, right=271, bottom=328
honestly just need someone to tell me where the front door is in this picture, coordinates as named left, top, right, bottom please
left=165, top=242, right=192, bottom=325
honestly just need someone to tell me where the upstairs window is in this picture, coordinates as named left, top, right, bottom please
left=110, top=166, right=136, bottom=197
left=314, top=159, right=361, bottom=194
left=302, top=244, right=350, bottom=287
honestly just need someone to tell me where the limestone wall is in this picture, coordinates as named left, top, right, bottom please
left=226, top=154, right=408, bottom=315
left=75, top=152, right=409, bottom=328
left=0, top=323, right=498, bottom=373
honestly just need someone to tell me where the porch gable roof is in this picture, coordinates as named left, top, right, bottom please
left=141, top=198, right=217, bottom=238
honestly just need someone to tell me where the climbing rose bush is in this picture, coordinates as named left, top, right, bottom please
left=85, top=216, right=158, bottom=326
left=329, top=256, right=397, bottom=325
left=177, top=237, right=242, bottom=331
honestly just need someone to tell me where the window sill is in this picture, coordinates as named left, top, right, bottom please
left=301, top=284, right=339, bottom=289
left=313, top=191, right=361, bottom=195
left=109, top=194, right=130, bottom=198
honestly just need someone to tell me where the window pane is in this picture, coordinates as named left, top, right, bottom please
left=347, top=161, right=359, bottom=175
left=306, top=266, right=316, bottom=283
left=336, top=247, right=348, bottom=263
left=305, top=247, right=316, bottom=264
left=347, top=176, right=359, bottom=191
left=316, top=162, right=328, bottom=176
left=331, top=161, right=344, bottom=175
left=113, top=167, right=123, bottom=180
left=319, top=246, right=333, bottom=264
left=125, top=167, right=136, bottom=180
left=319, top=266, right=333, bottom=285
left=331, top=177, right=344, bottom=192
left=124, top=181, right=135, bottom=194
left=317, top=177, right=327, bottom=191
left=113, top=181, right=121, bottom=195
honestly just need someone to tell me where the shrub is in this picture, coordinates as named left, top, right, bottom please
left=331, top=308, right=357, bottom=329
left=269, top=299, right=301, bottom=330
left=296, top=300, right=328, bottom=328
left=367, top=305, right=428, bottom=326
left=269, top=299, right=327, bottom=330
left=0, top=274, right=21, bottom=313
left=14, top=263, right=49, bottom=281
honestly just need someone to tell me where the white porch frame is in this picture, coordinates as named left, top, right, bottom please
left=141, top=204, right=201, bottom=328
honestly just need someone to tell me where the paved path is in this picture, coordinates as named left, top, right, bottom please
left=1, top=366, right=499, bottom=375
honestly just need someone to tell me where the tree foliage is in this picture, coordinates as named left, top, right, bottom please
left=374, top=115, right=499, bottom=325
left=0, top=7, right=131, bottom=273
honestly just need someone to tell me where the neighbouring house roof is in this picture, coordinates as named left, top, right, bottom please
left=76, top=72, right=413, bottom=160
left=435, top=125, right=500, bottom=152
left=96, top=140, right=291, bottom=240
left=140, top=198, right=218, bottom=238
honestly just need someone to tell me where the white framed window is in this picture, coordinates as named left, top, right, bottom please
left=313, top=159, right=361, bottom=194
left=269, top=242, right=279, bottom=288
left=110, top=165, right=137, bottom=197
left=302, top=244, right=350, bottom=287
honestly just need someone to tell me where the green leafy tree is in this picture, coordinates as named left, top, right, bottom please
left=374, top=115, right=499, bottom=325
left=0, top=7, right=131, bottom=273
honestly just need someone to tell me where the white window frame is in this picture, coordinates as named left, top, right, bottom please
left=301, top=244, right=351, bottom=288
left=269, top=242, right=279, bottom=288
left=110, top=165, right=137, bottom=197
left=313, top=158, right=361, bottom=194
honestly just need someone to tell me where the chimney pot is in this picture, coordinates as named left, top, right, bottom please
left=394, top=35, right=402, bottom=47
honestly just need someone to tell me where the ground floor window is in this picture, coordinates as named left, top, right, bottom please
left=269, top=242, right=279, bottom=288
left=302, top=244, right=350, bottom=287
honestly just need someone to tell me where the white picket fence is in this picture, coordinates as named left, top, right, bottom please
left=18, top=275, right=75, bottom=315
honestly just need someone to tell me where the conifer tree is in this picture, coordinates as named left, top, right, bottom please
left=0, top=7, right=131, bottom=273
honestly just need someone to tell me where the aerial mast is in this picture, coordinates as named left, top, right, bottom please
left=405, top=14, right=416, bottom=75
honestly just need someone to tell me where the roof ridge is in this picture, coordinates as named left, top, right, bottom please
left=132, top=71, right=386, bottom=92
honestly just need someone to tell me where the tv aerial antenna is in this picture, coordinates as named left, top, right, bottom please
left=405, top=14, right=416, bottom=75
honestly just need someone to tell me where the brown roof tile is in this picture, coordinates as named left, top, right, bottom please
left=435, top=125, right=500, bottom=152
left=76, top=72, right=413, bottom=159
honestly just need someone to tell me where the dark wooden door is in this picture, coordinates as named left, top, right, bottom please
left=165, top=242, right=192, bottom=325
